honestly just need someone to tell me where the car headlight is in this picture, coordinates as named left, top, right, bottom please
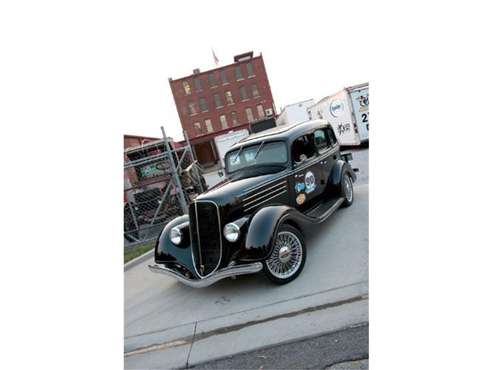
left=223, top=222, right=240, bottom=242
left=170, top=226, right=182, bottom=245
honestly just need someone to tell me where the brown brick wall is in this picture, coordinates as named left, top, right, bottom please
left=124, top=135, right=160, bottom=150
left=169, top=54, right=275, bottom=143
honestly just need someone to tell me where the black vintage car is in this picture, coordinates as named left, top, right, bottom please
left=149, top=120, right=357, bottom=287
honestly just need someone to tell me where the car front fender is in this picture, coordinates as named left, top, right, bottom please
left=239, top=205, right=308, bottom=262
left=154, top=214, right=199, bottom=277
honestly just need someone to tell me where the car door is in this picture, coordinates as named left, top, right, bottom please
left=326, top=124, right=340, bottom=176
left=290, top=133, right=325, bottom=211
left=313, top=126, right=339, bottom=191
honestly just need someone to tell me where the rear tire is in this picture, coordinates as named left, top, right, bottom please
left=341, top=172, right=354, bottom=207
left=263, top=224, right=306, bottom=285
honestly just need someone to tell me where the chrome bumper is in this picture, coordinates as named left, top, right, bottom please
left=148, top=262, right=263, bottom=288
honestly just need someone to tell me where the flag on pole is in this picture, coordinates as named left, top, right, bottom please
left=212, top=48, right=219, bottom=66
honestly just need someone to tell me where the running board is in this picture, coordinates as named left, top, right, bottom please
left=305, top=197, right=345, bottom=223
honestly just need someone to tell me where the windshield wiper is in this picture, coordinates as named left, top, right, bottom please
left=253, top=141, right=265, bottom=160
left=232, top=145, right=243, bottom=163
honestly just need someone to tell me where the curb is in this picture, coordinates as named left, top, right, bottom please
left=125, top=289, right=368, bottom=357
left=124, top=248, right=154, bottom=271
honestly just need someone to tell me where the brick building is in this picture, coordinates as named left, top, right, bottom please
left=169, top=51, right=276, bottom=166
left=124, top=134, right=160, bottom=151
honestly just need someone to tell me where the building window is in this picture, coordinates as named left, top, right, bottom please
left=219, top=114, right=228, bottom=130
left=220, top=70, right=228, bottom=84
left=246, top=62, right=254, bottom=77
left=208, top=73, right=217, bottom=87
left=257, top=104, right=265, bottom=118
left=188, top=101, right=197, bottom=115
left=199, top=97, right=208, bottom=112
left=183, top=81, right=191, bottom=95
left=193, top=78, right=202, bottom=91
left=231, top=111, right=238, bottom=126
left=239, top=85, right=248, bottom=100
left=245, top=107, right=254, bottom=123
left=193, top=122, right=202, bottom=135
left=235, top=65, right=243, bottom=80
left=251, top=83, right=259, bottom=98
left=225, top=91, right=234, bottom=105
left=205, top=119, right=213, bottom=133
left=214, top=93, right=223, bottom=108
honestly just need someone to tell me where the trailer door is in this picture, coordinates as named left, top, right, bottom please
left=350, top=88, right=369, bottom=142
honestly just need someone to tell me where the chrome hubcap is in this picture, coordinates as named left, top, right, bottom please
left=278, top=245, right=291, bottom=263
left=344, top=175, right=353, bottom=202
left=266, top=231, right=303, bottom=279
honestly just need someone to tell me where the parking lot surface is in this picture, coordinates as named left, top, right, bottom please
left=125, top=148, right=368, bottom=369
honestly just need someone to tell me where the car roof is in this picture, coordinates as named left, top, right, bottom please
left=228, top=119, right=330, bottom=152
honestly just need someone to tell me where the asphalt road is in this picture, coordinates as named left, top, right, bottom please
left=193, top=323, right=368, bottom=370
left=346, top=147, right=368, bottom=186
left=124, top=147, right=368, bottom=369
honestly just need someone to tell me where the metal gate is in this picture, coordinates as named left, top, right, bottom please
left=124, top=127, right=205, bottom=247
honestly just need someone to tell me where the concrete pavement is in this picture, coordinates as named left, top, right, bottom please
left=193, top=323, right=368, bottom=369
left=124, top=148, right=368, bottom=369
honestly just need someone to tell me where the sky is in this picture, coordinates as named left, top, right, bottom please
left=120, top=1, right=371, bottom=141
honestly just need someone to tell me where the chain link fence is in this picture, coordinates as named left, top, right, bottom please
left=124, top=128, right=206, bottom=248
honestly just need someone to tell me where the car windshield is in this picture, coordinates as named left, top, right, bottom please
left=225, top=141, right=288, bottom=174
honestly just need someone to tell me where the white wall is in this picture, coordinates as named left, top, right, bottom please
left=277, top=99, right=314, bottom=126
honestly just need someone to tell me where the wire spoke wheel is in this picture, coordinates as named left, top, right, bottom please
left=266, top=230, right=304, bottom=280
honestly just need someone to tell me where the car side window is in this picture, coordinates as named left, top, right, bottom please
left=313, top=129, right=329, bottom=152
left=291, top=134, right=316, bottom=165
left=327, top=127, right=338, bottom=147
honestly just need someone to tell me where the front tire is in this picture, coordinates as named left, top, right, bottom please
left=263, top=224, right=306, bottom=285
left=341, top=172, right=354, bottom=207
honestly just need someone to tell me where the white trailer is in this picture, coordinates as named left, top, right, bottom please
left=276, top=99, right=314, bottom=126
left=348, top=83, right=369, bottom=142
left=214, top=129, right=250, bottom=168
left=307, top=82, right=369, bottom=146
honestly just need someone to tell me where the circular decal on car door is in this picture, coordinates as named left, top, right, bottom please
left=295, top=182, right=306, bottom=193
left=305, top=171, right=316, bottom=194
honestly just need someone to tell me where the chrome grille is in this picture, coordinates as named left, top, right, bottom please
left=189, top=201, right=222, bottom=276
